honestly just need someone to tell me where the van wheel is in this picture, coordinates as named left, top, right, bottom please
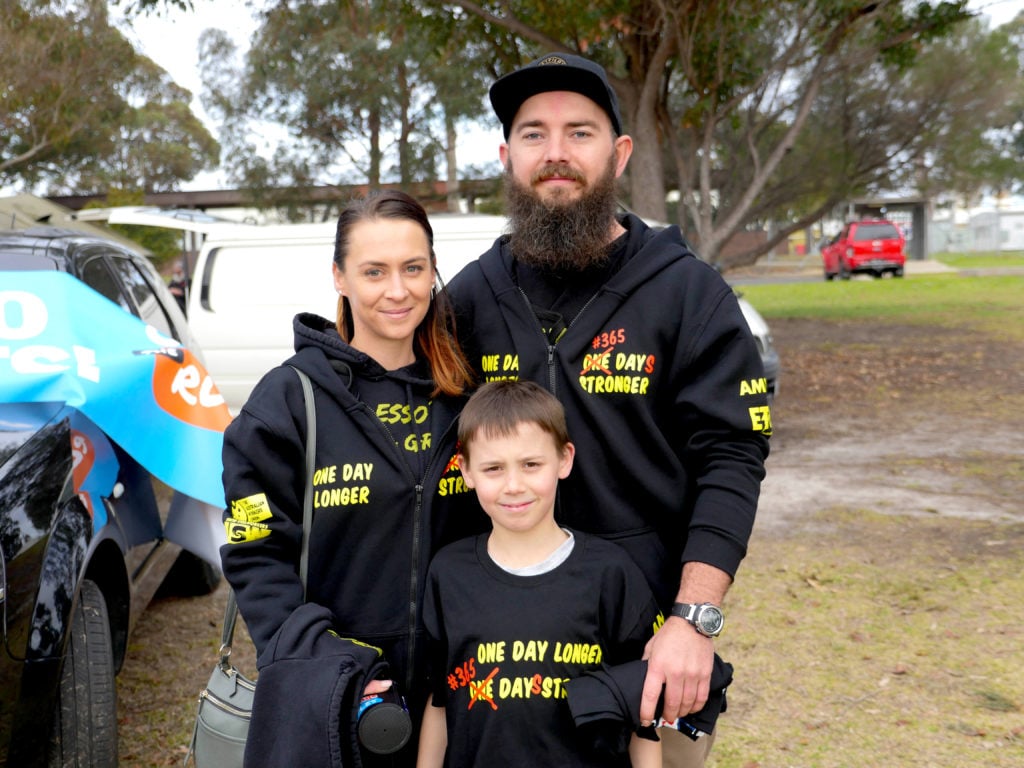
left=48, top=579, right=118, bottom=768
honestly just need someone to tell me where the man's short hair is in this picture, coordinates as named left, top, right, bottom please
left=489, top=52, right=623, bottom=139
left=458, top=381, right=570, bottom=460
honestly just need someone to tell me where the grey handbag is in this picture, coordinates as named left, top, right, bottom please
left=185, top=367, right=317, bottom=767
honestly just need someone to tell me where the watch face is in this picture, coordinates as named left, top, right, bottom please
left=696, top=606, right=724, bottom=635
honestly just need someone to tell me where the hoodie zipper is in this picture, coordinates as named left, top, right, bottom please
left=356, top=391, right=456, bottom=694
left=403, top=413, right=460, bottom=692
left=517, top=286, right=603, bottom=398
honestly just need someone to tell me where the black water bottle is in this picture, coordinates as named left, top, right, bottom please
left=357, top=687, right=412, bottom=755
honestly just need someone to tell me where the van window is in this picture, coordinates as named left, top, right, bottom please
left=203, top=243, right=338, bottom=317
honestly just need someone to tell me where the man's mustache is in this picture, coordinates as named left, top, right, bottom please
left=531, top=164, right=585, bottom=184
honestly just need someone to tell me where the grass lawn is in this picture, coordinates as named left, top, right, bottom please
left=739, top=274, right=1024, bottom=342
left=932, top=251, right=1024, bottom=268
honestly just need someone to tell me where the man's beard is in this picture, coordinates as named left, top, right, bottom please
left=504, top=155, right=621, bottom=273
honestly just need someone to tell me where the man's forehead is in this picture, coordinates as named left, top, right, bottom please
left=512, top=90, right=613, bottom=128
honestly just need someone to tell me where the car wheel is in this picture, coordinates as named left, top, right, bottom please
left=159, top=550, right=223, bottom=597
left=838, top=259, right=851, bottom=280
left=48, top=579, right=118, bottom=768
left=893, top=267, right=904, bottom=278
left=824, top=268, right=836, bottom=281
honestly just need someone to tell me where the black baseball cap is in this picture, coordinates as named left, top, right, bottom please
left=489, top=52, right=623, bottom=139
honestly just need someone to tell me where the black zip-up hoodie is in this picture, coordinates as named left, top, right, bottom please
left=221, top=313, right=480, bottom=728
left=447, top=215, right=771, bottom=608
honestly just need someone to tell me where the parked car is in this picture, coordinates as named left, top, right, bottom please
left=0, top=227, right=224, bottom=765
left=821, top=219, right=906, bottom=280
left=735, top=292, right=779, bottom=402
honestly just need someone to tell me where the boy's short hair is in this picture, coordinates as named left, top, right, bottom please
left=458, top=381, right=569, bottom=460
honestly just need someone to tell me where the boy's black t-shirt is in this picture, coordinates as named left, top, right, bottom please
left=423, top=530, right=663, bottom=767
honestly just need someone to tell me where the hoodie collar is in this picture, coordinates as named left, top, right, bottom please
left=292, top=312, right=433, bottom=388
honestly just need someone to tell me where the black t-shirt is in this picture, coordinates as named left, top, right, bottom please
left=423, top=530, right=663, bottom=767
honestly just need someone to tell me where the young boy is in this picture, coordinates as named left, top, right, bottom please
left=417, top=380, right=663, bottom=767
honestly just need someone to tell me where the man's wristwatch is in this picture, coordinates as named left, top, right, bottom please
left=670, top=602, right=725, bottom=638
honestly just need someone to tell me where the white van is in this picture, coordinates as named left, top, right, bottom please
left=78, top=208, right=777, bottom=412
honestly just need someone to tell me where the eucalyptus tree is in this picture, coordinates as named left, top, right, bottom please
left=904, top=15, right=1024, bottom=201
left=1, top=0, right=217, bottom=193
left=197, top=0, right=497, bottom=217
left=440, top=0, right=974, bottom=265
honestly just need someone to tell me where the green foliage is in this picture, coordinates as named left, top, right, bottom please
left=199, top=0, right=499, bottom=214
left=1, top=0, right=219, bottom=194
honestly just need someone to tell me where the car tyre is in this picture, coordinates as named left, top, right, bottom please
left=893, top=267, right=904, bottom=278
left=48, top=579, right=117, bottom=768
left=158, top=550, right=222, bottom=597
left=824, top=268, right=836, bottom=281
left=838, top=259, right=851, bottom=280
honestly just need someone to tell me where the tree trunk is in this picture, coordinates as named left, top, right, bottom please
left=398, top=62, right=413, bottom=186
left=445, top=111, right=460, bottom=213
left=368, top=107, right=381, bottom=191
left=627, top=116, right=667, bottom=222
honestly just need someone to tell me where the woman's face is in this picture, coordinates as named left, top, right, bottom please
left=333, top=218, right=435, bottom=367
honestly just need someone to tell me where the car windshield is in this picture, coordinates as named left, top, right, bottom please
left=853, top=223, right=900, bottom=241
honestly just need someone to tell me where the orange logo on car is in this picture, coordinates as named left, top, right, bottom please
left=150, top=349, right=232, bottom=432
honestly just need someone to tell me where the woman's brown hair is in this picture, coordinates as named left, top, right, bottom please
left=333, top=190, right=474, bottom=396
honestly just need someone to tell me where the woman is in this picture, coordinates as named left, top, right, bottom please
left=220, top=191, right=480, bottom=767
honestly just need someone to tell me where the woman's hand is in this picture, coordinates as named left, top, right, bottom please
left=363, top=678, right=393, bottom=696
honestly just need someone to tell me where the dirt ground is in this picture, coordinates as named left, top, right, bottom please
left=756, top=317, right=1024, bottom=531
left=115, top=314, right=1024, bottom=766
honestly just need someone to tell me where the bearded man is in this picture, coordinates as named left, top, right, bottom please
left=446, top=53, right=771, bottom=768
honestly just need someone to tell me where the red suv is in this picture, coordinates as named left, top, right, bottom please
left=822, top=220, right=906, bottom=280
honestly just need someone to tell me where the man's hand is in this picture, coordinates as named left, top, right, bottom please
left=639, top=616, right=715, bottom=724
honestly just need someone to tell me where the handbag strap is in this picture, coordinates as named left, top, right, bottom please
left=293, top=365, right=316, bottom=599
left=219, top=365, right=317, bottom=666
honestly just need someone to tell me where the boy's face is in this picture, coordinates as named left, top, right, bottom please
left=459, top=422, right=574, bottom=535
